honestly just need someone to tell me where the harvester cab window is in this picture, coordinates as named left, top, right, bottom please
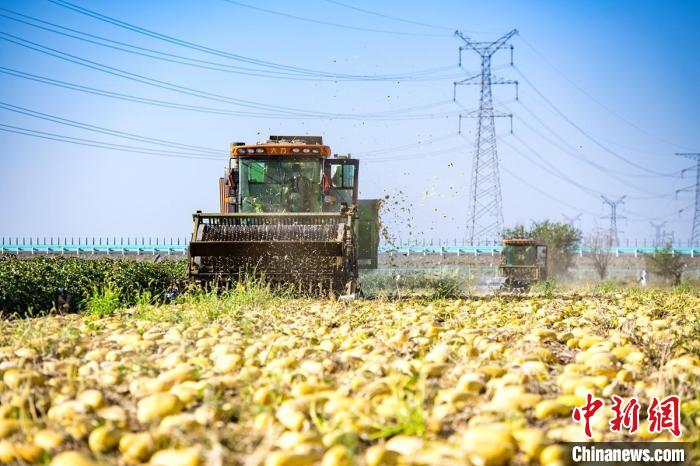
left=247, top=162, right=266, bottom=183
left=503, top=244, right=537, bottom=266
left=331, top=164, right=355, bottom=188
left=325, top=159, right=358, bottom=211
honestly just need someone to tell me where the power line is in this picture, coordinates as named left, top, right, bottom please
left=0, top=33, right=459, bottom=120
left=502, top=157, right=691, bottom=224
left=353, top=134, right=457, bottom=156
left=0, top=8, right=462, bottom=82
left=496, top=133, right=679, bottom=223
left=623, top=204, right=691, bottom=224
left=511, top=111, right=670, bottom=193
left=625, top=203, right=694, bottom=224
left=501, top=133, right=667, bottom=201
left=503, top=107, right=677, bottom=198
left=498, top=134, right=608, bottom=198
left=360, top=144, right=470, bottom=163
left=0, top=32, right=327, bottom=116
left=0, top=67, right=455, bottom=121
left=48, top=0, right=446, bottom=78
left=220, top=0, right=448, bottom=37
left=0, top=101, right=225, bottom=155
left=475, top=85, right=686, bottom=208
left=0, top=123, right=223, bottom=160
left=322, top=0, right=453, bottom=31
left=0, top=106, right=469, bottom=167
left=513, top=66, right=680, bottom=178
left=47, top=0, right=378, bottom=76
left=513, top=97, right=680, bottom=180
left=499, top=164, right=599, bottom=216
left=517, top=35, right=695, bottom=152
left=0, top=66, right=300, bottom=119
left=0, top=9, right=307, bottom=81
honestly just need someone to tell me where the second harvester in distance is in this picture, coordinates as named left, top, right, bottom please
left=499, top=238, right=548, bottom=290
left=188, top=136, right=379, bottom=295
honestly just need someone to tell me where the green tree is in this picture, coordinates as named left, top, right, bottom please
left=644, top=244, right=685, bottom=286
left=502, top=224, right=529, bottom=240
left=503, top=220, right=582, bottom=276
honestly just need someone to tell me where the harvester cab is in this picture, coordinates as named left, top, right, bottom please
left=498, top=239, right=547, bottom=290
left=188, top=136, right=379, bottom=295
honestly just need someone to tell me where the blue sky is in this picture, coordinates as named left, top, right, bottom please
left=1, top=0, right=699, bottom=244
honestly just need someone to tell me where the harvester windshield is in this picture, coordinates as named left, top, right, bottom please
left=239, top=158, right=322, bottom=213
left=498, top=240, right=548, bottom=290
left=502, top=243, right=537, bottom=266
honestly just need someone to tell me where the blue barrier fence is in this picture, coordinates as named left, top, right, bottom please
left=0, top=244, right=186, bottom=255
left=1, top=238, right=698, bottom=257
left=381, top=245, right=700, bottom=257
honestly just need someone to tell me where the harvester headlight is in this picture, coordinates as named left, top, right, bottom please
left=291, top=148, right=301, bottom=153
left=311, top=148, right=320, bottom=154
left=302, top=148, right=311, bottom=153
left=236, top=148, right=246, bottom=155
left=246, top=148, right=256, bottom=154
left=255, top=148, right=265, bottom=153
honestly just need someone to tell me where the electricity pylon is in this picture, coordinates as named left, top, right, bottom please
left=601, top=195, right=626, bottom=246
left=454, top=29, right=518, bottom=243
left=664, top=230, right=675, bottom=246
left=562, top=213, right=582, bottom=228
left=650, top=221, right=667, bottom=246
left=675, top=153, right=700, bottom=245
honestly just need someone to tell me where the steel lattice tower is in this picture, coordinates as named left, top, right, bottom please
left=562, top=213, right=582, bottom=228
left=675, top=153, right=700, bottom=245
left=601, top=195, right=626, bottom=246
left=650, top=221, right=667, bottom=246
left=454, top=29, right=518, bottom=243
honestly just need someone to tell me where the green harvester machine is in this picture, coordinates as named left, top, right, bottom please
left=498, top=239, right=548, bottom=290
left=188, top=136, right=379, bottom=295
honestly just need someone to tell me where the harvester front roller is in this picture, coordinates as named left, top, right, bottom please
left=188, top=212, right=358, bottom=296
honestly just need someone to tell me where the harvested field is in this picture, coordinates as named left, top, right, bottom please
left=0, top=290, right=698, bottom=465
